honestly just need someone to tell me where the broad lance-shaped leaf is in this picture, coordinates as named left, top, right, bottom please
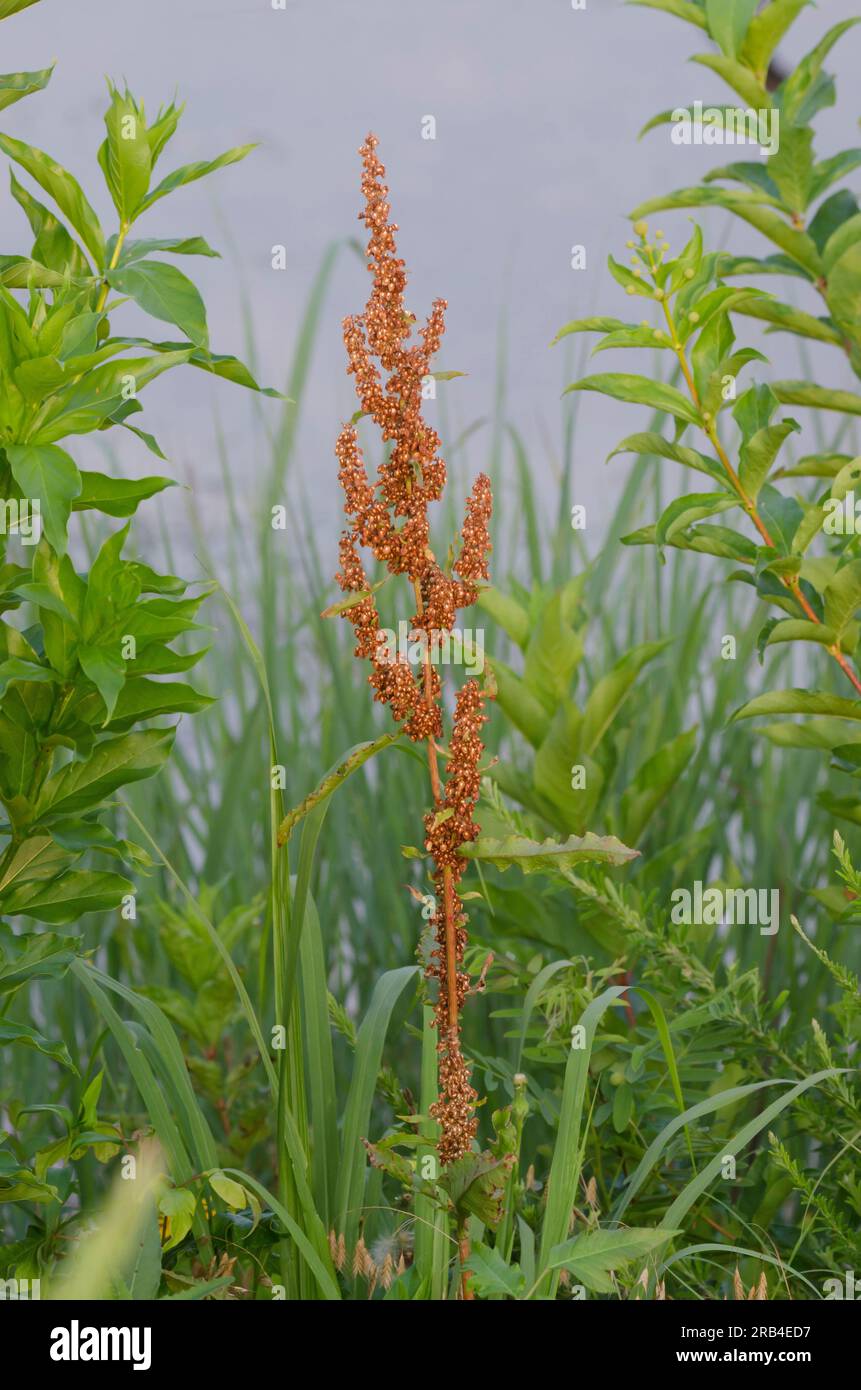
left=137, top=143, right=255, bottom=214
left=118, top=235, right=220, bottom=263
left=0, top=928, right=79, bottom=995
left=107, top=260, right=208, bottom=349
left=0, top=1020, right=76, bottom=1071
left=772, top=381, right=861, bottom=416
left=621, top=727, right=698, bottom=844
left=0, top=62, right=53, bottom=113
left=656, top=491, right=738, bottom=547
left=581, top=639, right=670, bottom=754
left=705, top=0, right=759, bottom=58
left=30, top=350, right=192, bottom=443
left=0, top=1, right=42, bottom=18
left=0, top=868, right=132, bottom=923
left=99, top=82, right=151, bottom=223
left=113, top=336, right=283, bottom=396
left=73, top=471, right=176, bottom=518
left=459, top=831, right=638, bottom=874
left=630, top=190, right=822, bottom=277
left=733, top=690, right=861, bottom=723
left=607, top=431, right=723, bottom=482
left=550, top=316, right=628, bottom=346
left=78, top=644, right=125, bottom=722
left=32, top=728, right=176, bottom=823
left=547, top=1227, right=682, bottom=1294
left=564, top=373, right=701, bottom=426
left=0, top=132, right=105, bottom=266
left=740, top=0, right=810, bottom=75
left=6, top=443, right=81, bottom=554
left=823, top=559, right=861, bottom=639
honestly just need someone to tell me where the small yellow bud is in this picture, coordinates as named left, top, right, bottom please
left=633, top=268, right=642, bottom=278
left=656, top=230, right=664, bottom=239
left=653, top=329, right=664, bottom=340
left=653, top=288, right=664, bottom=300
left=640, top=320, right=650, bottom=329
left=626, top=239, right=635, bottom=249
left=703, top=411, right=712, bottom=423
left=685, top=268, right=695, bottom=280
left=626, top=286, right=636, bottom=295
left=633, top=220, right=648, bottom=237
left=689, top=310, right=700, bottom=323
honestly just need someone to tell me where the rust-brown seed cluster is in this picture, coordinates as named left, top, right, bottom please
left=334, top=133, right=492, bottom=1164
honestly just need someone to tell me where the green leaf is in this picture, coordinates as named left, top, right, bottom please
left=823, top=560, right=861, bottom=638
left=0, top=63, right=53, bottom=113
left=621, top=727, right=697, bottom=843
left=0, top=869, right=132, bottom=922
left=733, top=690, right=861, bottom=723
left=31, top=350, right=192, bottom=442
left=548, top=1227, right=680, bottom=1293
left=208, top=1170, right=248, bottom=1211
left=691, top=51, right=768, bottom=108
left=607, top=431, right=722, bottom=481
left=0, top=927, right=78, bottom=995
left=99, top=83, right=151, bottom=223
left=767, top=127, right=814, bottom=215
left=732, top=294, right=843, bottom=347
left=34, top=728, right=176, bottom=822
left=464, top=1244, right=525, bottom=1299
left=0, top=1020, right=76, bottom=1070
left=705, top=0, right=759, bottom=57
left=581, top=640, right=669, bottom=752
left=772, top=381, right=861, bottom=416
left=522, top=592, right=583, bottom=713
left=119, top=236, right=220, bottom=263
left=490, top=660, right=551, bottom=748
left=551, top=316, right=628, bottom=346
left=0, top=0, right=41, bottom=16
left=158, top=1187, right=196, bottom=1251
left=656, top=491, right=738, bottom=546
left=0, top=132, right=105, bottom=266
left=138, top=144, right=255, bottom=215
left=741, top=1, right=810, bottom=76
left=107, top=261, right=208, bottom=349
left=459, top=832, right=638, bottom=874
left=78, top=644, right=125, bottom=721
left=563, top=373, right=701, bottom=426
left=6, top=443, right=81, bottom=554
left=276, top=732, right=401, bottom=845
left=781, top=19, right=861, bottom=126
left=476, top=586, right=530, bottom=648
left=738, top=420, right=800, bottom=499
left=73, top=470, right=175, bottom=518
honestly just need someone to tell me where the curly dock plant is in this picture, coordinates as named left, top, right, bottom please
left=332, top=134, right=493, bottom=1166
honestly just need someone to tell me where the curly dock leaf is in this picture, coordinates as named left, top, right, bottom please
left=459, top=831, right=639, bottom=874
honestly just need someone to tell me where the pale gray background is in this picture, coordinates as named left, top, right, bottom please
left=2, top=0, right=860, bottom=553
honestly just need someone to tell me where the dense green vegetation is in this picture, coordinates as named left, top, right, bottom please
left=1, top=0, right=859, bottom=1302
